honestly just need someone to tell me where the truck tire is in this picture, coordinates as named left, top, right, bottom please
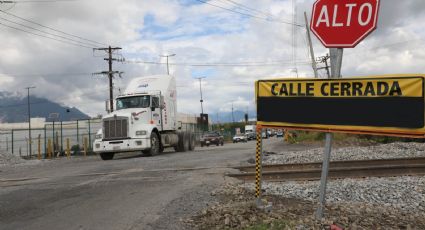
left=174, top=132, right=186, bottom=152
left=189, top=133, right=195, bottom=151
left=100, top=152, right=114, bottom=160
left=183, top=132, right=190, bottom=151
left=143, top=132, right=160, bottom=156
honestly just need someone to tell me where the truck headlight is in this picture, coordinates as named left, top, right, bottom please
left=95, top=134, right=102, bottom=139
left=136, top=130, right=147, bottom=136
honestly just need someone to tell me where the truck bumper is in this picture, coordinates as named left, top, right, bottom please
left=93, top=138, right=150, bottom=153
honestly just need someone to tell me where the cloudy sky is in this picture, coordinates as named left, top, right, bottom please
left=0, top=0, right=424, bottom=118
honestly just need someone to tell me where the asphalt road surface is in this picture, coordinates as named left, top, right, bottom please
left=0, top=141, right=262, bottom=230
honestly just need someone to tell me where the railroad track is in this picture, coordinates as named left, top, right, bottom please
left=228, top=157, right=425, bottom=182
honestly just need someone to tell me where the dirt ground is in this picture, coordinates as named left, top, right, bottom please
left=186, top=181, right=425, bottom=230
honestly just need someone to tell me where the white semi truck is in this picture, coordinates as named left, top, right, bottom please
left=93, top=75, right=195, bottom=160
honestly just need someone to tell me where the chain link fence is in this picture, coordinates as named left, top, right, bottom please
left=0, top=119, right=101, bottom=158
left=0, top=119, right=207, bottom=158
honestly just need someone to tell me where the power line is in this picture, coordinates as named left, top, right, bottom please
left=4, top=0, right=78, bottom=2
left=0, top=72, right=91, bottom=77
left=125, top=59, right=312, bottom=67
left=0, top=22, right=93, bottom=48
left=0, top=16, right=100, bottom=47
left=0, top=9, right=107, bottom=46
left=194, top=0, right=302, bottom=26
left=220, top=0, right=287, bottom=23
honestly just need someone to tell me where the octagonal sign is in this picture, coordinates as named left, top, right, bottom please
left=310, top=0, right=380, bottom=48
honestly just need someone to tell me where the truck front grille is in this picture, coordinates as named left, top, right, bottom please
left=103, top=117, right=128, bottom=140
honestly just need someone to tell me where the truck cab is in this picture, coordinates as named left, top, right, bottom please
left=93, top=75, right=195, bottom=160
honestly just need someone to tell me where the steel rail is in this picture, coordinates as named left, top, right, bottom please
left=229, top=157, right=425, bottom=182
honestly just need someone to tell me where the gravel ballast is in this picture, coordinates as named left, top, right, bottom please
left=243, top=141, right=425, bottom=217
left=264, top=141, right=425, bottom=164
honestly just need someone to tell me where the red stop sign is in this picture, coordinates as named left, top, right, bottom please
left=310, top=0, right=380, bottom=48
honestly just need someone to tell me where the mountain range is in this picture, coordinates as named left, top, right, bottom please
left=0, top=91, right=89, bottom=123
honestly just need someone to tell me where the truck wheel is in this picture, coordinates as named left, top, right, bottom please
left=100, top=152, right=114, bottom=160
left=174, top=132, right=186, bottom=152
left=183, top=132, right=190, bottom=151
left=143, top=132, right=160, bottom=156
left=189, top=133, right=195, bottom=151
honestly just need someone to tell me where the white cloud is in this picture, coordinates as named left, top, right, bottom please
left=0, top=0, right=424, bottom=117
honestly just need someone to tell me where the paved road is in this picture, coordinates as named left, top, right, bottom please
left=0, top=141, right=260, bottom=230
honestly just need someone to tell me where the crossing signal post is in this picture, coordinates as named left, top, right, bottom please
left=199, top=113, right=208, bottom=132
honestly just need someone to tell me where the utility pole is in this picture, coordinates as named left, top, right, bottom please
left=317, top=54, right=331, bottom=78
left=196, top=77, right=206, bottom=114
left=25, top=86, right=35, bottom=158
left=93, top=46, right=123, bottom=112
left=231, top=102, right=235, bottom=123
left=160, top=54, right=176, bottom=75
left=304, top=11, right=318, bottom=78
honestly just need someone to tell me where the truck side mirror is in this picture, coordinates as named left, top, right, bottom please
left=105, top=100, right=111, bottom=114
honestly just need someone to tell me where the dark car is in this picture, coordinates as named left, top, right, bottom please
left=200, top=132, right=224, bottom=147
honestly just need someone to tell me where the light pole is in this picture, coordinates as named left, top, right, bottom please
left=196, top=77, right=206, bottom=114
left=25, top=86, right=35, bottom=158
left=231, top=102, right=235, bottom=123
left=160, top=53, right=176, bottom=75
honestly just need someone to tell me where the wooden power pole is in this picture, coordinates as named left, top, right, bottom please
left=93, top=46, right=123, bottom=112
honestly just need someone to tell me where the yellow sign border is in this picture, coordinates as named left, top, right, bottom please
left=255, top=74, right=425, bottom=138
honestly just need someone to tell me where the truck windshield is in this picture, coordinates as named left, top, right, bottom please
left=116, top=96, right=150, bottom=110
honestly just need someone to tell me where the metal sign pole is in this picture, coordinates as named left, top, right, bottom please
left=255, top=127, right=263, bottom=207
left=315, top=47, right=343, bottom=219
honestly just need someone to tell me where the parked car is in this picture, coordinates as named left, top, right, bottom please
left=245, top=131, right=256, bottom=141
left=233, top=133, right=247, bottom=143
left=276, top=129, right=284, bottom=138
left=261, top=131, right=268, bottom=139
left=200, top=132, right=224, bottom=147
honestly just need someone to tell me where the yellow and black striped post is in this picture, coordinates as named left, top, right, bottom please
left=255, top=127, right=263, bottom=203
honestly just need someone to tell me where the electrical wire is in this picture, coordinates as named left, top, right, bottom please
left=194, top=0, right=302, bottom=26
left=219, top=0, right=290, bottom=24
left=0, top=72, right=92, bottom=77
left=0, top=22, right=93, bottom=48
left=0, top=16, right=100, bottom=47
left=0, top=9, right=107, bottom=46
left=5, top=0, right=78, bottom=4
left=125, top=60, right=312, bottom=67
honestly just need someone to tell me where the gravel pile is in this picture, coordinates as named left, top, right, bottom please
left=0, top=152, right=40, bottom=167
left=251, top=176, right=425, bottom=213
left=264, top=142, right=425, bottom=164
left=189, top=183, right=425, bottom=229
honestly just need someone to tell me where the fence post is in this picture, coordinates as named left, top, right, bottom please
left=76, top=120, right=79, bottom=147
left=11, top=129, right=14, bottom=155
left=88, top=119, right=91, bottom=150
left=55, top=131, right=59, bottom=156
left=47, top=138, right=52, bottom=159
left=66, top=138, right=70, bottom=159
left=52, top=120, right=55, bottom=153
left=44, top=125, right=47, bottom=159
left=38, top=134, right=41, bottom=160
left=83, top=136, right=88, bottom=157
left=60, top=121, right=63, bottom=153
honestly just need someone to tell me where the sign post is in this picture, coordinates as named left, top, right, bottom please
left=255, top=127, right=263, bottom=207
left=316, top=47, right=343, bottom=219
left=314, top=0, right=379, bottom=219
